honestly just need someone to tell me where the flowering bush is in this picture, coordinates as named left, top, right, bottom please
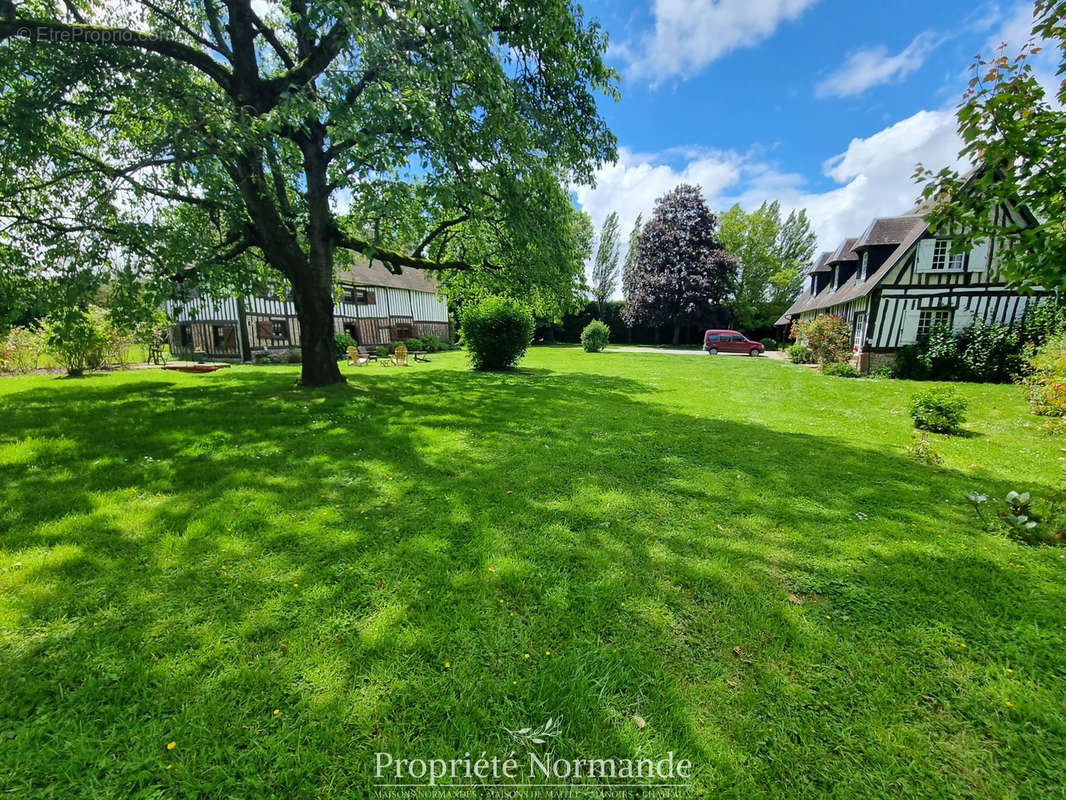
left=790, top=314, right=852, bottom=364
left=1025, top=332, right=1066, bottom=417
left=0, top=327, right=46, bottom=374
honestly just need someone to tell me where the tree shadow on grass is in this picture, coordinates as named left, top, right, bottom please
left=0, top=367, right=1062, bottom=799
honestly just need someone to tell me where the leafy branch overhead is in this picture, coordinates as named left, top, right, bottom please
left=915, top=0, right=1066, bottom=293
left=0, top=0, right=619, bottom=384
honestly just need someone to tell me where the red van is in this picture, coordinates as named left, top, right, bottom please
left=704, top=329, right=764, bottom=356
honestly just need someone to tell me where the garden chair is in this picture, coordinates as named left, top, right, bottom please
left=347, top=346, right=369, bottom=366
left=391, top=344, right=408, bottom=366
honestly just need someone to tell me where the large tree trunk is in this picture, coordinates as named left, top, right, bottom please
left=290, top=270, right=343, bottom=387
left=672, top=321, right=681, bottom=346
left=292, top=135, right=345, bottom=387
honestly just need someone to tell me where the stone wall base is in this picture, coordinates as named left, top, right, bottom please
left=853, top=351, right=898, bottom=374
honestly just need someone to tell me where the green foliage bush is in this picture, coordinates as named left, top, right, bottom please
left=785, top=343, right=812, bottom=364
left=870, top=366, right=895, bottom=379
left=907, top=432, right=944, bottom=465
left=458, top=296, right=534, bottom=370
left=1024, top=332, right=1066, bottom=416
left=957, top=319, right=1025, bottom=382
left=335, top=332, right=357, bottom=359
left=375, top=345, right=391, bottom=359
left=419, top=334, right=455, bottom=352
left=43, top=307, right=120, bottom=375
left=894, top=302, right=1066, bottom=382
left=909, top=386, right=968, bottom=433
left=790, top=314, right=852, bottom=364
left=893, top=345, right=929, bottom=380
left=759, top=337, right=778, bottom=351
left=0, top=326, right=45, bottom=374
left=822, top=361, right=860, bottom=378
left=580, top=320, right=610, bottom=352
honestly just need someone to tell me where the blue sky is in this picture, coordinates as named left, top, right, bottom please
left=573, top=0, right=1050, bottom=261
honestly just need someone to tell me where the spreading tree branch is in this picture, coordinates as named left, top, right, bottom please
left=0, top=17, right=234, bottom=92
left=335, top=228, right=498, bottom=273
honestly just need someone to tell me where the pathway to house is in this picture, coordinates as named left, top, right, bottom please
left=610, top=346, right=789, bottom=361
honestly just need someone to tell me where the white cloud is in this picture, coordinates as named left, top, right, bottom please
left=815, top=32, right=943, bottom=98
left=982, top=2, right=1060, bottom=97
left=575, top=108, right=970, bottom=285
left=622, top=0, right=819, bottom=86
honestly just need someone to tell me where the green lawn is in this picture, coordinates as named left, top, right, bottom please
left=1, top=348, right=1063, bottom=799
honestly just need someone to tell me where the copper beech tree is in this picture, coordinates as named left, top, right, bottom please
left=623, top=184, right=738, bottom=345
left=0, top=0, right=617, bottom=384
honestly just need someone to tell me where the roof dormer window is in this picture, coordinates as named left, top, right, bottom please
left=859, top=251, right=869, bottom=281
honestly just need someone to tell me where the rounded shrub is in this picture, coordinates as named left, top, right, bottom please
left=822, top=361, right=860, bottom=378
left=760, top=337, right=778, bottom=351
left=909, top=386, right=968, bottom=433
left=458, top=295, right=534, bottom=371
left=785, top=343, right=812, bottom=364
left=580, top=320, right=610, bottom=353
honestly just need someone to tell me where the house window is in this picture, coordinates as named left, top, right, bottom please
left=213, top=324, right=237, bottom=351
left=931, top=240, right=966, bottom=271
left=178, top=324, right=193, bottom=348
left=916, top=308, right=953, bottom=339
left=853, top=313, right=866, bottom=350
left=395, top=325, right=412, bottom=340
left=859, top=252, right=869, bottom=280
left=271, top=319, right=288, bottom=339
left=342, top=285, right=370, bottom=304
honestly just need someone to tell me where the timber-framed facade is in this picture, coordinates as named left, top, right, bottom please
left=167, top=259, right=449, bottom=361
left=777, top=181, right=1053, bottom=372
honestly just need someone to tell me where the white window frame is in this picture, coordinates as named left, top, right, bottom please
left=930, top=240, right=966, bottom=272
left=853, top=312, right=867, bottom=351
left=916, top=308, right=954, bottom=339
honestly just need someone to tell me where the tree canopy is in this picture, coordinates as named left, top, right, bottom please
left=590, top=210, right=621, bottom=314
left=916, top=0, right=1066, bottom=293
left=621, top=212, right=642, bottom=303
left=718, top=201, right=816, bottom=332
left=623, top=184, right=737, bottom=344
left=0, top=0, right=618, bottom=383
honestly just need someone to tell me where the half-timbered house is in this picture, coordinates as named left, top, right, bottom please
left=776, top=190, right=1051, bottom=372
left=167, top=259, right=450, bottom=361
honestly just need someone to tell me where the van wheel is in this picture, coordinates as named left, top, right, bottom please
left=706, top=348, right=718, bottom=356
left=749, top=348, right=760, bottom=357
